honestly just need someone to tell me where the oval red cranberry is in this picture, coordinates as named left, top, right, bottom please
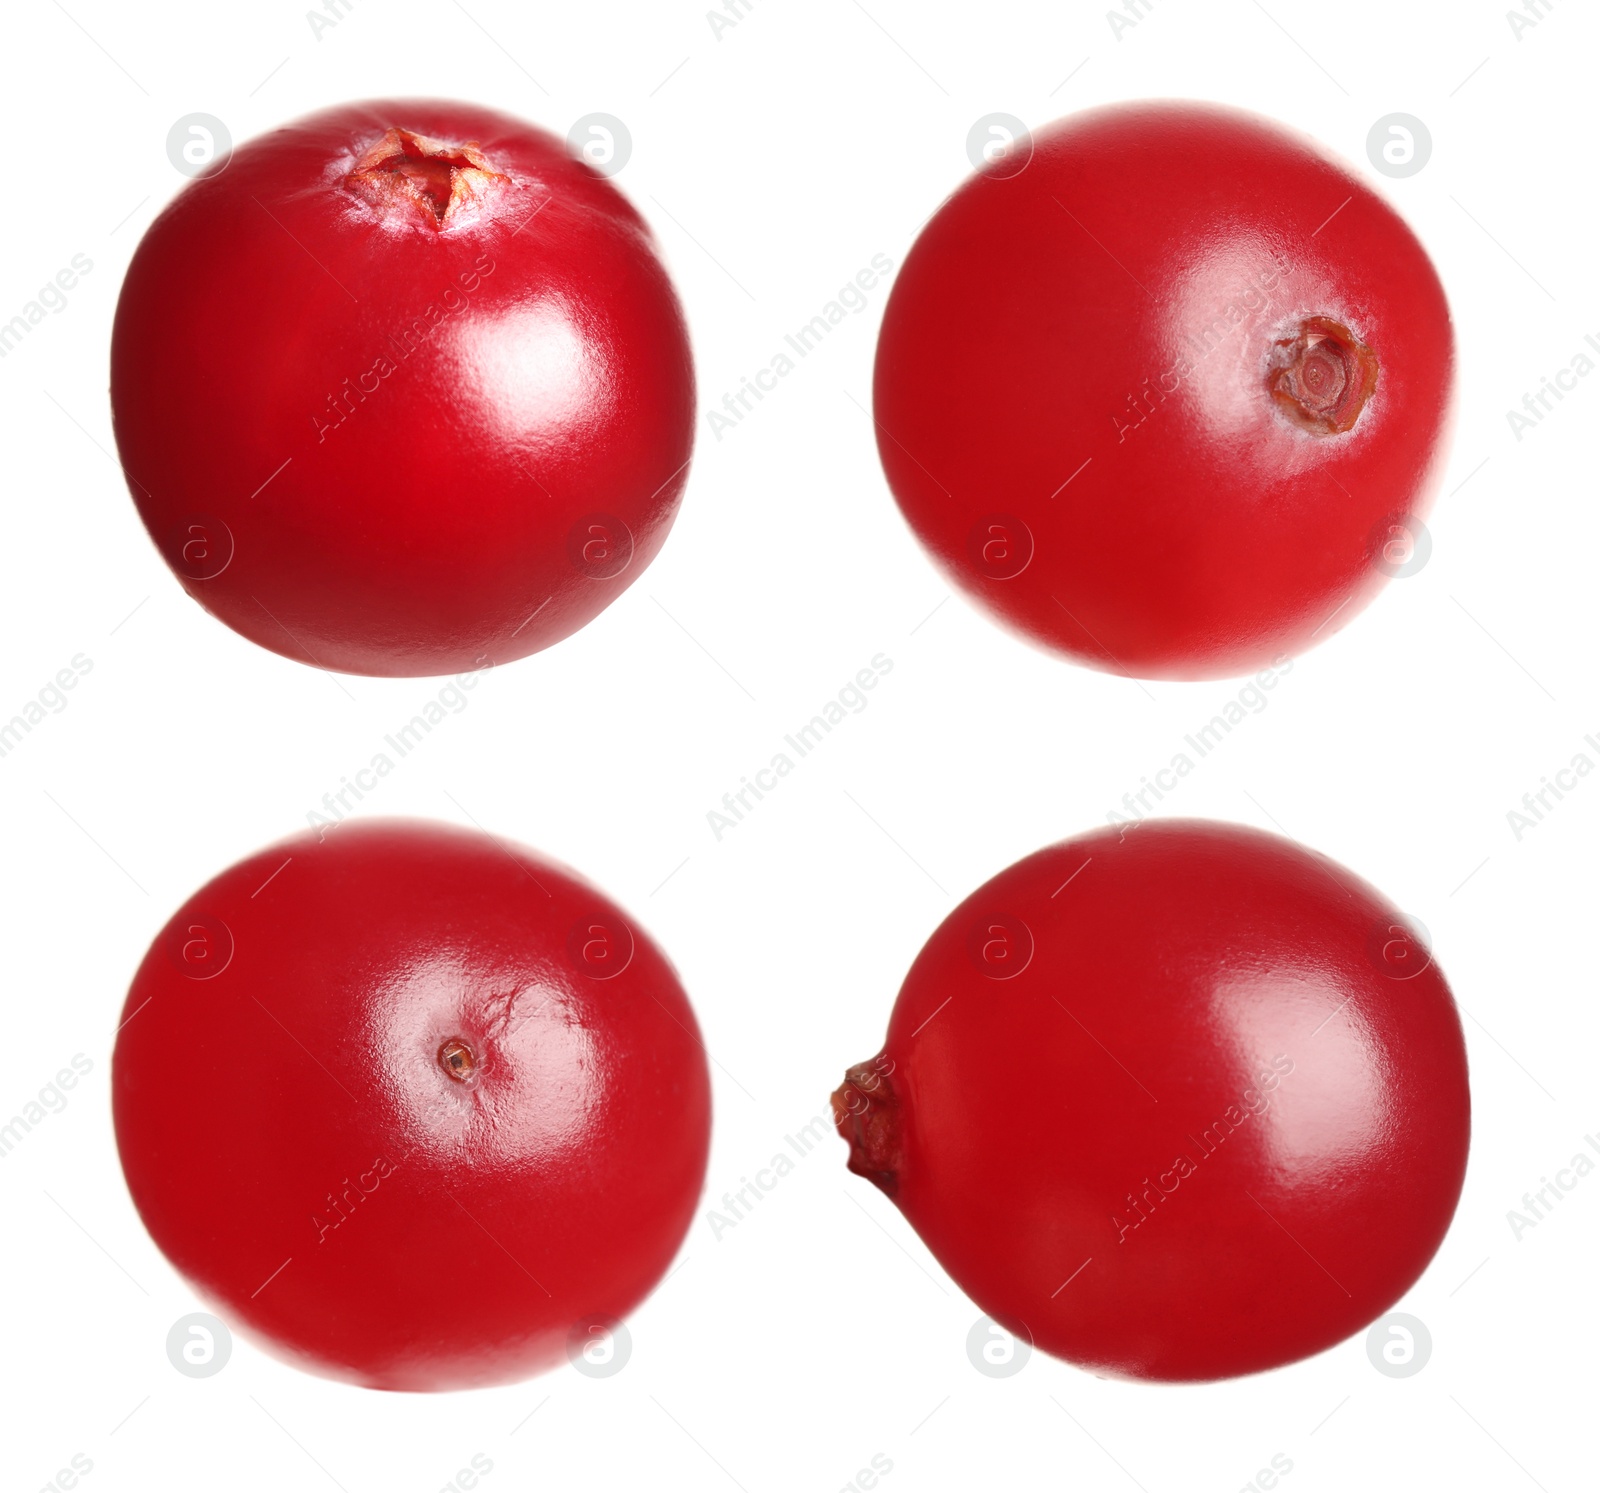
left=113, top=819, right=711, bottom=1390
left=833, top=819, right=1469, bottom=1381
left=111, top=100, right=695, bottom=677
left=873, top=101, right=1455, bottom=679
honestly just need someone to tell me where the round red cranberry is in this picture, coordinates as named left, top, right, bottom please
left=113, top=819, right=711, bottom=1390
left=873, top=101, right=1455, bottom=680
left=111, top=99, right=694, bottom=677
left=833, top=819, right=1470, bottom=1381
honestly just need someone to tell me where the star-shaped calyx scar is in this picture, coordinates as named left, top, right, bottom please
left=345, top=126, right=509, bottom=229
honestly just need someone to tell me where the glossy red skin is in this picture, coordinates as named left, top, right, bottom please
left=836, top=820, right=1470, bottom=1381
left=112, top=819, right=711, bottom=1391
left=874, top=101, right=1455, bottom=680
left=111, top=100, right=694, bottom=677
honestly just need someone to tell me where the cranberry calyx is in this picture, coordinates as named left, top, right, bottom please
left=831, top=1061, right=902, bottom=1196
left=438, top=1036, right=479, bottom=1085
left=345, top=127, right=507, bottom=229
left=1267, top=315, right=1378, bottom=434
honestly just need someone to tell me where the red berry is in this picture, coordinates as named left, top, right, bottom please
left=113, top=819, right=711, bottom=1390
left=873, top=101, right=1455, bottom=680
left=833, top=819, right=1469, bottom=1381
left=111, top=100, right=695, bottom=677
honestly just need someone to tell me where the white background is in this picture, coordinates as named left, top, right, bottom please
left=1, top=0, right=1593, bottom=1489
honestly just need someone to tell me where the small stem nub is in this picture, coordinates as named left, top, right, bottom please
left=1267, top=316, right=1378, bottom=434
left=831, top=1059, right=903, bottom=1196
left=438, top=1037, right=478, bottom=1085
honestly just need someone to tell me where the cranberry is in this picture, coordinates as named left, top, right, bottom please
left=833, top=819, right=1470, bottom=1380
left=873, top=101, right=1455, bottom=679
left=113, top=819, right=711, bottom=1390
left=111, top=100, right=695, bottom=677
